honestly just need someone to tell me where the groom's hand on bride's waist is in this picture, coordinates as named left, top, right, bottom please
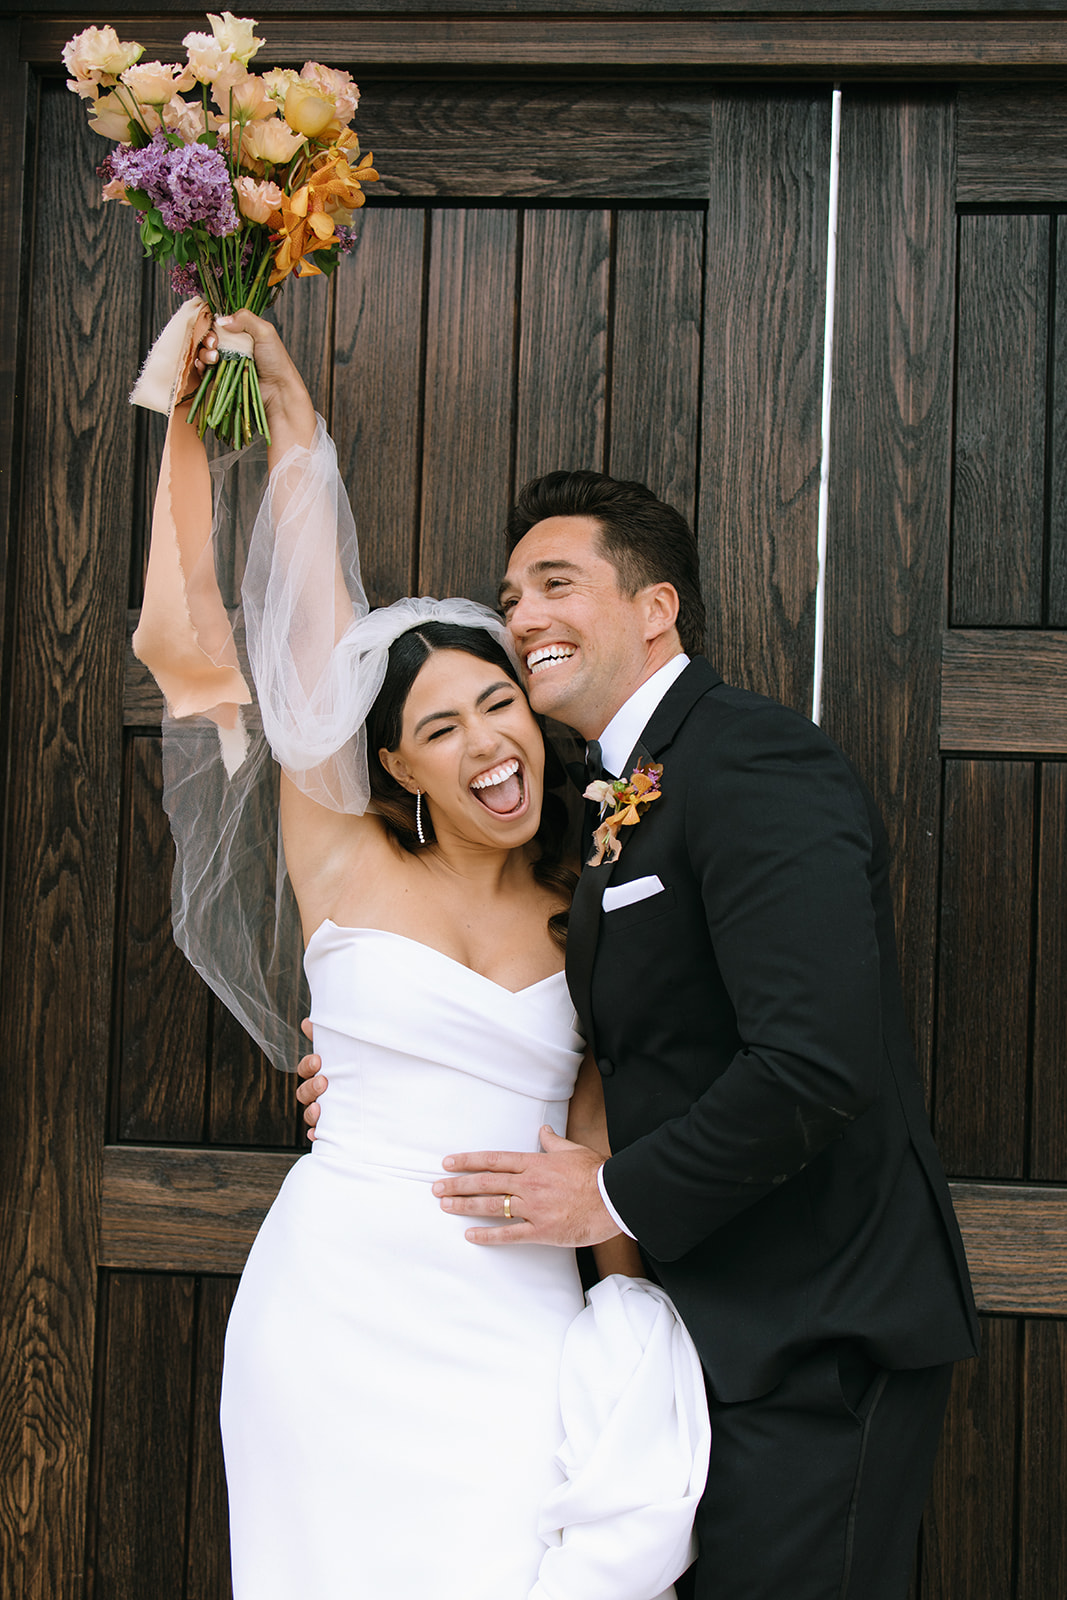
left=433, top=1128, right=620, bottom=1248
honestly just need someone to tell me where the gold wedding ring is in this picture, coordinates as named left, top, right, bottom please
left=503, top=1194, right=513, bottom=1220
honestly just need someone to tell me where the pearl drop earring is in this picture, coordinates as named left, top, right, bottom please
left=415, top=789, right=426, bottom=845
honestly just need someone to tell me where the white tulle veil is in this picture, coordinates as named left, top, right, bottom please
left=160, top=421, right=518, bottom=1071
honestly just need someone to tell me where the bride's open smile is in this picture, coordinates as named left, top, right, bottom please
left=381, top=648, right=545, bottom=845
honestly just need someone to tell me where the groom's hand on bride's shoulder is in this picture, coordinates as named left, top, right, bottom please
left=433, top=1129, right=619, bottom=1249
left=295, top=1017, right=328, bottom=1140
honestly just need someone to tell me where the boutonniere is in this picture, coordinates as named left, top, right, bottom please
left=583, top=762, right=664, bottom=867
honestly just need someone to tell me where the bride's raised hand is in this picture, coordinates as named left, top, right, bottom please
left=213, top=310, right=318, bottom=457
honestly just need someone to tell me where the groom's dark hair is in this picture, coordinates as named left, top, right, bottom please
left=505, top=471, right=706, bottom=656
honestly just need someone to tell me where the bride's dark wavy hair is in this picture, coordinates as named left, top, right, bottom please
left=366, top=622, right=576, bottom=949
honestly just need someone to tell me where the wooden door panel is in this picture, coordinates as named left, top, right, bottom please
left=953, top=213, right=1049, bottom=628
left=516, top=207, right=610, bottom=484
left=1032, top=761, right=1067, bottom=1181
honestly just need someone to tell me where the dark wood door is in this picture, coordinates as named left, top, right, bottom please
left=2, top=17, right=1066, bottom=1599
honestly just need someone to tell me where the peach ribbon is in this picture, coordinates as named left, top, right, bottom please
left=131, top=299, right=252, bottom=777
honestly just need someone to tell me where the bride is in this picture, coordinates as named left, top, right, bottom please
left=140, top=311, right=709, bottom=1599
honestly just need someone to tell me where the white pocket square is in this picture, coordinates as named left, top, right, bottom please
left=602, top=874, right=666, bottom=912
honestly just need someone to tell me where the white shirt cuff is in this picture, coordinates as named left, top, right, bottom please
left=597, top=1163, right=637, bottom=1240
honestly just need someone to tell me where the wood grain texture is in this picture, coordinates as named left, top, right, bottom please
left=940, top=631, right=1067, bottom=754
left=1051, top=215, right=1067, bottom=628
left=364, top=82, right=711, bottom=200
left=333, top=207, right=426, bottom=607
left=98, top=1143, right=1061, bottom=1303
left=26, top=0, right=1067, bottom=15
left=952, top=1183, right=1067, bottom=1314
left=823, top=89, right=955, bottom=1085
left=514, top=208, right=610, bottom=486
left=934, top=760, right=1033, bottom=1177
left=1017, top=1319, right=1067, bottom=1600
left=0, top=83, right=140, bottom=1599
left=207, top=996, right=303, bottom=1148
left=100, top=1146, right=301, bottom=1273
left=115, top=734, right=210, bottom=1142
left=958, top=83, right=1067, bottom=203
left=419, top=209, right=517, bottom=607
left=700, top=91, right=828, bottom=711
left=86, top=1273, right=196, bottom=1599
left=1031, top=762, right=1067, bottom=1182
left=611, top=209, right=704, bottom=528
left=921, top=1317, right=1018, bottom=1600
left=25, top=17, right=1067, bottom=73
left=185, top=1276, right=238, bottom=1600
left=952, top=214, right=1048, bottom=627
left=0, top=34, right=29, bottom=712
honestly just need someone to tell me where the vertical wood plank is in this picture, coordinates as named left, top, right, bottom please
left=0, top=35, right=30, bottom=718
left=611, top=209, right=704, bottom=529
left=1017, top=1319, right=1067, bottom=1600
left=952, top=214, right=1048, bottom=627
left=920, top=1319, right=1018, bottom=1600
left=116, top=735, right=209, bottom=1142
left=514, top=208, right=610, bottom=486
left=700, top=91, right=829, bottom=710
left=207, top=998, right=303, bottom=1147
left=1031, top=762, right=1067, bottom=1180
left=0, top=82, right=140, bottom=1599
left=934, top=760, right=1033, bottom=1176
left=1050, top=216, right=1067, bottom=627
left=333, top=209, right=427, bottom=606
left=89, top=1274, right=196, bottom=1599
left=419, top=209, right=517, bottom=607
left=271, top=270, right=333, bottom=420
left=186, top=1277, right=239, bottom=1600
left=824, top=89, right=956, bottom=1085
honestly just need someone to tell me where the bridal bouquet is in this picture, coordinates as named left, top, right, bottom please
left=63, top=13, right=379, bottom=445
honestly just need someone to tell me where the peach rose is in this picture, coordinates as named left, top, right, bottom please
left=219, top=73, right=273, bottom=123
left=101, top=177, right=130, bottom=204
left=88, top=88, right=160, bottom=141
left=183, top=31, right=246, bottom=91
left=162, top=96, right=208, bottom=141
left=120, top=61, right=194, bottom=105
left=299, top=62, right=360, bottom=127
left=235, top=176, right=284, bottom=223
left=242, top=115, right=306, bottom=166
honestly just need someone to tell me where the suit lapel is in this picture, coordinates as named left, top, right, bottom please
left=565, top=657, right=723, bottom=1057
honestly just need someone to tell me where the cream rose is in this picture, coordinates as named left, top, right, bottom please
left=235, top=176, right=284, bottom=223
left=184, top=31, right=237, bottom=86
left=208, top=12, right=265, bottom=66
left=120, top=61, right=194, bottom=105
left=63, top=26, right=143, bottom=88
left=283, top=81, right=335, bottom=139
left=261, top=67, right=299, bottom=105
left=242, top=116, right=306, bottom=166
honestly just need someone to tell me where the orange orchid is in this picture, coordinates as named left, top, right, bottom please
left=584, top=762, right=664, bottom=867
left=268, top=149, right=379, bottom=284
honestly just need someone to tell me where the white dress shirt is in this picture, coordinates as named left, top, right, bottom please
left=589, top=654, right=690, bottom=1240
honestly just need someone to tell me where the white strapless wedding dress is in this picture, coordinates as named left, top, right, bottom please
left=220, top=923, right=708, bottom=1600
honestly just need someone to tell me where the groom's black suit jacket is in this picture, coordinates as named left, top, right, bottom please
left=565, top=657, right=978, bottom=1403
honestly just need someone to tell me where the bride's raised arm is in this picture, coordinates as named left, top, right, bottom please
left=209, top=313, right=387, bottom=933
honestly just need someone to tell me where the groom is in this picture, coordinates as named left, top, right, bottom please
left=302, top=470, right=978, bottom=1599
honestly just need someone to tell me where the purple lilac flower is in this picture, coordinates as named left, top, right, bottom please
left=112, top=131, right=239, bottom=238
left=171, top=263, right=203, bottom=297
left=334, top=225, right=358, bottom=256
